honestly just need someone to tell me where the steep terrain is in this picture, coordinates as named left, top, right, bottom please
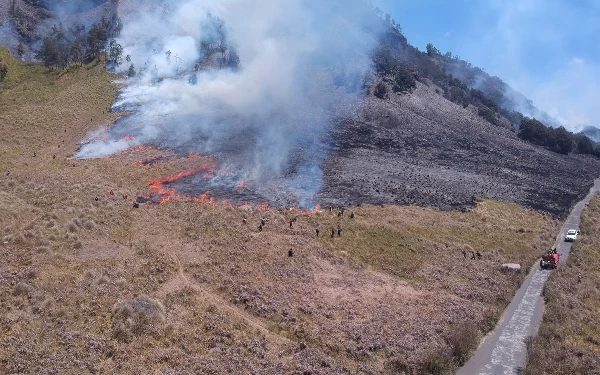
left=319, top=80, right=600, bottom=217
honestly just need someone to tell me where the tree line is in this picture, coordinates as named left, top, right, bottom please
left=370, top=25, right=600, bottom=158
left=35, top=16, right=122, bottom=69
left=518, top=117, right=599, bottom=156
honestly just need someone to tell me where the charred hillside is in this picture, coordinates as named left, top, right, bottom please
left=310, top=23, right=600, bottom=218
left=319, top=81, right=600, bottom=217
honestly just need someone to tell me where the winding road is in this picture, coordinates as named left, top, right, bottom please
left=457, top=178, right=600, bottom=375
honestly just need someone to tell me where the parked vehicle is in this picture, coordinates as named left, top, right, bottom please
left=565, top=229, right=579, bottom=242
left=540, top=250, right=559, bottom=269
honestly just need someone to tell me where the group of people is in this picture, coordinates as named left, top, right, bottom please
left=242, top=207, right=356, bottom=241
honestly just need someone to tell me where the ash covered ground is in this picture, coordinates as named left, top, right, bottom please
left=317, top=82, right=600, bottom=217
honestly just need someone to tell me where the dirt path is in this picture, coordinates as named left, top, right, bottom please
left=457, top=178, right=600, bottom=375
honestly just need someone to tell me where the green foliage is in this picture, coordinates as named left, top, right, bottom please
left=470, top=89, right=499, bottom=112
left=87, top=19, right=110, bottom=61
left=516, top=118, right=594, bottom=156
left=573, top=133, right=594, bottom=154
left=393, top=66, right=416, bottom=93
left=35, top=37, right=59, bottom=68
left=108, top=39, right=123, bottom=66
left=426, top=43, right=440, bottom=56
left=33, top=18, right=113, bottom=69
left=373, top=46, right=397, bottom=75
left=478, top=106, right=497, bottom=125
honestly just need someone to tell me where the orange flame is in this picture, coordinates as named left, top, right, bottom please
left=236, top=181, right=245, bottom=189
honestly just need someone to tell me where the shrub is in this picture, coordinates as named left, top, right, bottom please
left=374, top=82, right=388, bottom=99
left=448, top=322, right=479, bottom=365
left=0, top=59, right=7, bottom=82
left=478, top=106, right=497, bottom=125
left=112, top=295, right=166, bottom=342
left=393, top=67, right=416, bottom=93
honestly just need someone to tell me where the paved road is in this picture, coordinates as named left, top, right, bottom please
left=457, top=178, right=600, bottom=375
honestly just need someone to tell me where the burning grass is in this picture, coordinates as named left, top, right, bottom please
left=524, top=196, right=600, bottom=374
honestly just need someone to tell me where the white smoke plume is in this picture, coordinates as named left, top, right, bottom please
left=77, top=0, right=382, bottom=207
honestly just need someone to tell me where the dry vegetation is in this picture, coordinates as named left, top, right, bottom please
left=0, top=46, right=563, bottom=374
left=524, top=196, right=600, bottom=375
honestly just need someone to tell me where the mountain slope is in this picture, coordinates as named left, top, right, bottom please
left=319, top=80, right=600, bottom=217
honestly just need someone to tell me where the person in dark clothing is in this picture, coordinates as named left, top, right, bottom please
left=95, top=196, right=99, bottom=202
left=350, top=212, right=355, bottom=219
left=289, top=219, right=293, bottom=228
left=258, top=224, right=263, bottom=232
left=315, top=228, right=320, bottom=237
left=133, top=201, right=140, bottom=208
left=337, top=224, right=342, bottom=237
left=462, top=250, right=467, bottom=259
left=288, top=249, right=293, bottom=257
left=471, top=251, right=476, bottom=260
left=331, top=228, right=335, bottom=238
left=476, top=251, right=482, bottom=260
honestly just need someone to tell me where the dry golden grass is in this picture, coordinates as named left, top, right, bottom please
left=524, top=196, right=600, bottom=375
left=0, top=47, right=562, bottom=374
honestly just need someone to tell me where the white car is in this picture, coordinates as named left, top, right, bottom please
left=565, top=229, right=579, bottom=242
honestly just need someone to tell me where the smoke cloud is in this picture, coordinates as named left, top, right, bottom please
left=78, top=0, right=381, bottom=207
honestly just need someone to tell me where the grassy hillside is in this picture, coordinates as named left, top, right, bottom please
left=0, top=49, right=563, bottom=374
left=524, top=196, right=600, bottom=374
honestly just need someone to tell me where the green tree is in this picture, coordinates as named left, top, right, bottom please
left=552, top=126, right=574, bottom=155
left=35, top=37, right=59, bottom=68
left=393, top=67, right=416, bottom=93
left=87, top=20, right=109, bottom=61
left=478, top=106, right=497, bottom=125
left=518, top=118, right=549, bottom=146
left=69, top=23, right=86, bottom=66
left=373, top=46, right=397, bottom=75
left=426, top=43, right=440, bottom=56
left=127, top=64, right=136, bottom=78
left=108, top=39, right=123, bottom=66
left=574, top=133, right=594, bottom=154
